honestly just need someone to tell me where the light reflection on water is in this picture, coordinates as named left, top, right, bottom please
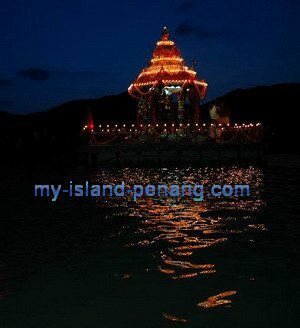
left=2, top=158, right=300, bottom=328
left=93, top=165, right=264, bottom=313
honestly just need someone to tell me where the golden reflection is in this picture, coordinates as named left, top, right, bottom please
left=161, top=259, right=215, bottom=270
left=162, top=312, right=188, bottom=323
left=197, top=291, right=237, bottom=308
left=95, top=165, right=263, bottom=308
left=158, top=267, right=175, bottom=275
left=172, top=273, right=198, bottom=280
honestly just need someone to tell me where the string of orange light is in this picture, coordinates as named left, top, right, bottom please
left=82, top=123, right=262, bottom=132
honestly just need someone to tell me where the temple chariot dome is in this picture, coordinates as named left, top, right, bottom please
left=128, top=27, right=208, bottom=125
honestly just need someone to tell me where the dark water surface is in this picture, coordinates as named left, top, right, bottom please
left=0, top=156, right=299, bottom=327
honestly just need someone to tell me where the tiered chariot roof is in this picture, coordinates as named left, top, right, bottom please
left=128, top=27, right=208, bottom=99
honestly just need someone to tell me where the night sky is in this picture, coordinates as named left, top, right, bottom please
left=0, top=0, right=299, bottom=114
